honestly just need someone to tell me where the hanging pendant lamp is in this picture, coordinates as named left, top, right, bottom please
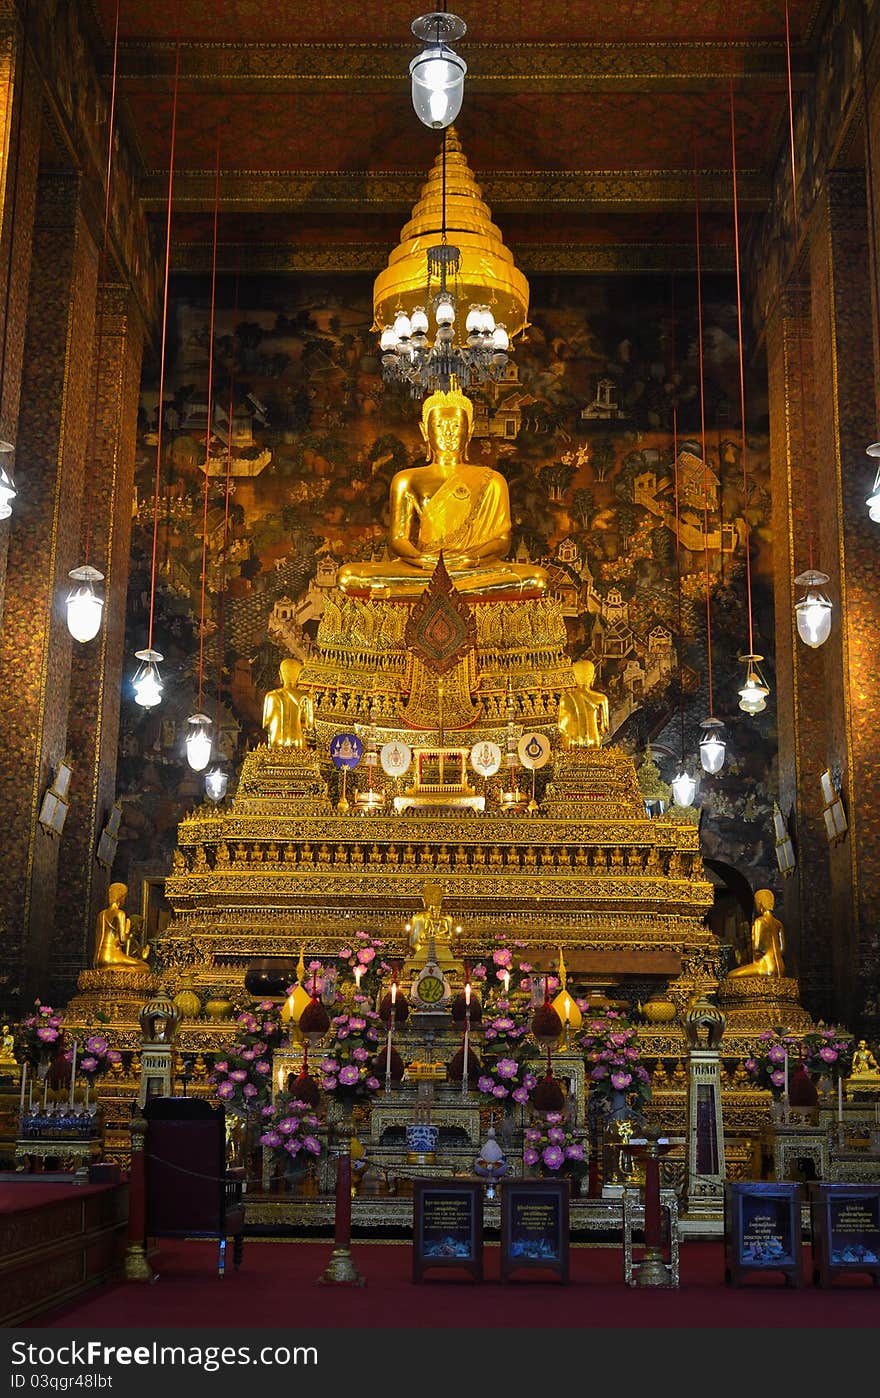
left=794, top=569, right=833, bottom=648
left=671, top=766, right=697, bottom=808
left=132, top=648, right=164, bottom=708
left=409, top=11, right=467, bottom=130
left=737, top=654, right=769, bottom=715
left=699, top=717, right=726, bottom=775
left=66, top=564, right=105, bottom=643
left=0, top=441, right=16, bottom=519
left=185, top=713, right=212, bottom=772
left=205, top=766, right=228, bottom=802
left=866, top=443, right=880, bottom=522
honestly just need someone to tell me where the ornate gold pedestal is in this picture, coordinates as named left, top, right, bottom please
left=718, top=976, right=813, bottom=1033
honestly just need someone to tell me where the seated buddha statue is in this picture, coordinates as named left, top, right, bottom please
left=262, top=658, right=314, bottom=749
left=728, top=889, right=785, bottom=978
left=94, top=883, right=150, bottom=970
left=558, top=659, right=610, bottom=748
left=336, top=384, right=548, bottom=599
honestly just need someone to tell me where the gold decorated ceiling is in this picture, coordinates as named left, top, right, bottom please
left=83, top=0, right=821, bottom=272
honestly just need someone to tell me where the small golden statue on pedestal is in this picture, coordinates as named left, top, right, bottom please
left=0, top=1023, right=18, bottom=1069
left=728, top=889, right=785, bottom=978
left=94, top=883, right=150, bottom=969
left=558, top=659, right=609, bottom=749
left=407, top=882, right=459, bottom=968
left=262, top=658, right=314, bottom=749
left=336, top=384, right=548, bottom=598
left=848, top=1040, right=880, bottom=1094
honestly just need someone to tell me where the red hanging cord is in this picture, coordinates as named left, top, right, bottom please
left=197, top=129, right=222, bottom=714
left=0, top=0, right=31, bottom=443
left=858, top=0, right=880, bottom=434
left=670, top=274, right=685, bottom=762
left=784, top=0, right=816, bottom=571
left=82, top=0, right=121, bottom=566
left=694, top=149, right=714, bottom=717
left=215, top=270, right=240, bottom=740
left=729, top=79, right=755, bottom=657
left=147, top=3, right=182, bottom=653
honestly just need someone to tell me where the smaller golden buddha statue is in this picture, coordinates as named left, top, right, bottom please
left=406, top=882, right=462, bottom=973
left=336, top=384, right=549, bottom=599
left=0, top=1024, right=17, bottom=1066
left=850, top=1040, right=880, bottom=1080
left=728, top=889, right=785, bottom=978
left=94, top=883, right=150, bottom=970
left=558, top=659, right=610, bottom=748
left=262, top=658, right=314, bottom=749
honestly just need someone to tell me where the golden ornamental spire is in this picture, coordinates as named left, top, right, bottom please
left=373, top=128, right=529, bottom=340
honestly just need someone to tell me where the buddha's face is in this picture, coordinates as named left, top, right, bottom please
left=423, top=403, right=470, bottom=463
left=280, top=658, right=302, bottom=687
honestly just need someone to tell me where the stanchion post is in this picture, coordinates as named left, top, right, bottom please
left=124, top=1110, right=156, bottom=1282
left=318, top=1116, right=365, bottom=1285
left=633, top=1131, right=669, bottom=1287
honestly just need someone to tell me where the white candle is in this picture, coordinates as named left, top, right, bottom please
left=462, top=1022, right=469, bottom=1097
left=354, top=965, right=363, bottom=990
left=564, top=994, right=571, bottom=1023
left=19, top=1061, right=27, bottom=1117
left=783, top=1049, right=789, bottom=1100
left=384, top=1024, right=393, bottom=1089
left=501, top=969, right=510, bottom=995
left=43, top=1076, right=48, bottom=1111
left=68, top=1040, right=78, bottom=1109
left=838, top=1074, right=843, bottom=1124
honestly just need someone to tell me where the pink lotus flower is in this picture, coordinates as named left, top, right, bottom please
left=523, top=1147, right=539, bottom=1166
left=217, top=1081, right=234, bottom=1099
left=365, top=1077, right=381, bottom=1091
left=477, top=1076, right=494, bottom=1093
left=86, top=1035, right=109, bottom=1055
left=255, top=1060, right=271, bottom=1074
left=37, top=1027, right=58, bottom=1043
left=610, top=1071, right=632, bottom=1090
left=565, top=1143, right=585, bottom=1160
left=278, top=1118, right=298, bottom=1135
left=304, top=1136, right=321, bottom=1155
left=229, top=1069, right=248, bottom=1083
left=240, top=1049, right=255, bottom=1061
left=590, top=1065, right=609, bottom=1080
left=768, top=1046, right=786, bottom=1063
left=542, top=1145, right=564, bottom=1170
left=322, top=1077, right=338, bottom=1091
left=242, top=1083, right=257, bottom=1098
left=770, top=1070, right=785, bottom=1087
left=524, top=1074, right=537, bottom=1090
left=285, top=1139, right=301, bottom=1156
left=549, top=1127, right=565, bottom=1144
left=496, top=1058, right=518, bottom=1080
left=339, top=948, right=352, bottom=960
left=81, top=1056, right=99, bottom=1072
left=357, top=948, right=376, bottom=965
left=339, top=1065, right=360, bottom=1086
left=492, top=1085, right=509, bottom=1098
left=819, top=1047, right=838, bottom=1062
left=260, top=1131, right=282, bottom=1148
left=512, top=1087, right=529, bottom=1104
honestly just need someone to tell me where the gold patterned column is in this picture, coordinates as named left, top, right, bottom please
left=765, top=285, right=831, bottom=1012
left=52, top=284, right=145, bottom=993
left=0, top=5, right=41, bottom=631
left=0, top=171, right=98, bottom=1007
left=809, top=171, right=880, bottom=1025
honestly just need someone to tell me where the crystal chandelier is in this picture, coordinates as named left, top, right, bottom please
left=410, top=12, right=467, bottom=130
left=185, top=713, right=212, bottom=772
left=737, top=654, right=770, bottom=715
left=132, top=648, right=164, bottom=708
left=699, top=717, right=726, bottom=774
left=375, top=131, right=528, bottom=398
left=66, top=565, right=105, bottom=643
left=794, top=569, right=832, bottom=648
left=0, top=440, right=15, bottom=519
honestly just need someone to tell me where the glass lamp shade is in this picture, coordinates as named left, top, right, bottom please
left=410, top=36, right=467, bottom=129
left=132, top=647, right=164, bottom=709
left=185, top=713, right=212, bottom=772
left=794, top=570, right=832, bottom=648
left=737, top=654, right=769, bottom=715
left=392, top=309, right=412, bottom=341
left=671, top=767, right=697, bottom=807
left=434, top=292, right=455, bottom=327
left=0, top=444, right=15, bottom=520
left=699, top=718, right=726, bottom=775
left=409, top=305, right=429, bottom=335
left=66, top=565, right=105, bottom=642
left=866, top=443, right=880, bottom=522
left=492, top=323, right=510, bottom=351
left=205, top=766, right=228, bottom=802
left=379, top=325, right=398, bottom=352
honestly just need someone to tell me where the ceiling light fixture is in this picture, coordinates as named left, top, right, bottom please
left=410, top=11, right=467, bottom=130
left=793, top=568, right=833, bottom=648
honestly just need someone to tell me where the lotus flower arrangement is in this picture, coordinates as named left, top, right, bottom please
left=258, top=1093, right=323, bottom=1168
left=799, top=1026, right=854, bottom=1084
left=18, top=1001, right=65, bottom=1070
left=319, top=1002, right=383, bottom=1103
left=64, top=1033, right=121, bottom=1083
left=523, top=1113, right=587, bottom=1182
left=336, top=931, right=391, bottom=1002
left=742, top=1027, right=802, bottom=1098
left=577, top=1008, right=651, bottom=1113
left=210, top=1000, right=285, bottom=1114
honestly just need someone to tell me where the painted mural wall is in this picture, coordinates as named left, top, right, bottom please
left=117, top=272, right=777, bottom=944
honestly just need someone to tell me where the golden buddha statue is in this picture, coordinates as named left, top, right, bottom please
left=409, top=882, right=456, bottom=956
left=728, top=889, right=785, bottom=978
left=336, top=385, right=548, bottom=598
left=558, top=659, right=610, bottom=748
left=0, top=1023, right=17, bottom=1066
left=851, top=1040, right=880, bottom=1080
left=262, top=658, right=314, bottom=748
left=94, top=882, right=151, bottom=970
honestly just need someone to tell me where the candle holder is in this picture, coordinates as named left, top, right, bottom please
left=318, top=1115, right=366, bottom=1286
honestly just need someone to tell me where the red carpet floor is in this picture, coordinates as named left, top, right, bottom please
left=34, top=1240, right=879, bottom=1328
left=0, top=1182, right=115, bottom=1214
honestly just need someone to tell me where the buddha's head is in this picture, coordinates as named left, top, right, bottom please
left=108, top=881, right=127, bottom=908
left=754, top=888, right=775, bottom=913
left=420, top=384, right=473, bottom=464
left=421, top=880, right=443, bottom=914
left=572, top=658, right=596, bottom=687
left=279, top=658, right=303, bottom=688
